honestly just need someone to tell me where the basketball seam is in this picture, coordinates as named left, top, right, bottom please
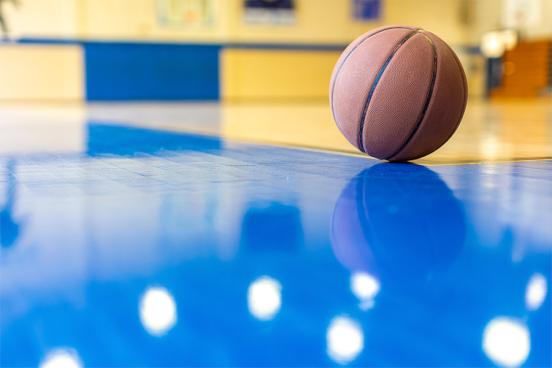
left=394, top=38, right=467, bottom=161
left=357, top=30, right=419, bottom=153
left=448, top=43, right=468, bottom=132
left=412, top=44, right=467, bottom=160
left=330, top=26, right=414, bottom=129
left=386, top=32, right=439, bottom=160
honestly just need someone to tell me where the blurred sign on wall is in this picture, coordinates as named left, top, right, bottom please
left=502, top=0, right=541, bottom=31
left=352, top=0, right=381, bottom=21
left=244, top=0, right=296, bottom=25
left=156, top=0, right=215, bottom=27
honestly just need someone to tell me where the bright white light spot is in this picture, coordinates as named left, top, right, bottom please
left=481, top=30, right=518, bottom=58
left=327, top=316, right=364, bottom=364
left=40, top=348, right=82, bottom=368
left=350, top=272, right=380, bottom=309
left=483, top=317, right=530, bottom=367
left=139, top=286, right=177, bottom=336
left=481, top=31, right=506, bottom=58
left=526, top=273, right=547, bottom=311
left=247, top=276, right=282, bottom=320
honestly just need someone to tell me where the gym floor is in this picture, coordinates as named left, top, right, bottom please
left=1, top=99, right=551, bottom=366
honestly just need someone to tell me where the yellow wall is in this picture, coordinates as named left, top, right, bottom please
left=8, top=0, right=472, bottom=45
left=77, top=0, right=231, bottom=41
left=224, top=0, right=377, bottom=44
left=62, top=0, right=380, bottom=43
left=5, top=0, right=79, bottom=38
left=221, top=0, right=467, bottom=44
left=8, top=0, right=552, bottom=44
left=222, top=49, right=340, bottom=100
left=0, top=45, right=83, bottom=101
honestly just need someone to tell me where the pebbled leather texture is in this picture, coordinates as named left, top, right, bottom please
left=330, top=26, right=467, bottom=161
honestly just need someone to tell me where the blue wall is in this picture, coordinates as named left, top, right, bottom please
left=84, top=42, right=221, bottom=101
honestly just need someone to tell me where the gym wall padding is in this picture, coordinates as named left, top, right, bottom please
left=84, top=42, right=221, bottom=101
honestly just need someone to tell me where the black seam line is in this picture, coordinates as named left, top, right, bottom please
left=450, top=42, right=468, bottom=122
left=330, top=26, right=415, bottom=125
left=417, top=43, right=467, bottom=160
left=357, top=30, right=419, bottom=153
left=386, top=31, right=439, bottom=160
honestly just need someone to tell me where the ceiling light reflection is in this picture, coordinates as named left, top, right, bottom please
left=481, top=31, right=506, bottom=58
left=525, top=273, right=547, bottom=311
left=350, top=272, right=380, bottom=310
left=327, top=316, right=364, bottom=364
left=247, top=276, right=282, bottom=320
left=139, top=286, right=177, bottom=336
left=40, top=348, right=82, bottom=368
left=483, top=317, right=530, bottom=367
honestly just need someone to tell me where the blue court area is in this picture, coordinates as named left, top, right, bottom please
left=1, top=121, right=550, bottom=367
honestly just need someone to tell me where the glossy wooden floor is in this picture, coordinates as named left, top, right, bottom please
left=83, top=98, right=552, bottom=164
left=221, top=98, right=552, bottom=164
left=2, top=98, right=549, bottom=164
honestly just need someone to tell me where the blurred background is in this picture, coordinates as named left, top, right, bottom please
left=1, top=2, right=551, bottom=367
left=0, top=0, right=549, bottom=103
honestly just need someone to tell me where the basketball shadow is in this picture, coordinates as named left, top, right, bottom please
left=331, top=163, right=466, bottom=286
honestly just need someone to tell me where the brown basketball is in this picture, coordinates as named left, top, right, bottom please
left=330, top=26, right=468, bottom=161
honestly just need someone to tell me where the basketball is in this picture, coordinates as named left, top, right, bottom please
left=330, top=26, right=468, bottom=161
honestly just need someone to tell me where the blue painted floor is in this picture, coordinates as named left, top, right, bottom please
left=1, top=123, right=551, bottom=367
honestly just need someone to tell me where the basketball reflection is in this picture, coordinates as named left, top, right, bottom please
left=331, top=163, right=466, bottom=287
